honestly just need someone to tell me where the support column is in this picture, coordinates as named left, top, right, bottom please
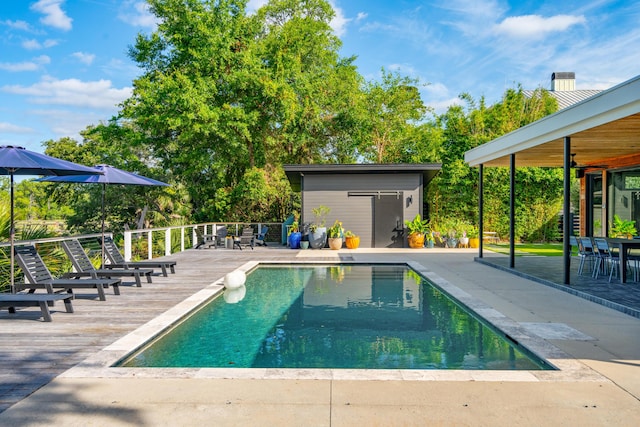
left=510, top=154, right=516, bottom=269
left=479, top=164, right=484, bottom=258
left=564, top=137, right=571, bottom=285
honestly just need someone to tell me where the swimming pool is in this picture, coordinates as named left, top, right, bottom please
left=117, top=264, right=552, bottom=370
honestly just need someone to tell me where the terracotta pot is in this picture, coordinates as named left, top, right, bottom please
left=345, top=236, right=360, bottom=249
left=408, top=232, right=425, bottom=248
left=328, top=237, right=343, bottom=250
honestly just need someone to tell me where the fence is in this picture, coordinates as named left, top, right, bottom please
left=557, top=213, right=580, bottom=239
left=121, top=222, right=283, bottom=260
left=0, top=223, right=285, bottom=291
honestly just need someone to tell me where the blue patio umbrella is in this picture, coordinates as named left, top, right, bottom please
left=1, top=145, right=103, bottom=293
left=38, top=164, right=169, bottom=266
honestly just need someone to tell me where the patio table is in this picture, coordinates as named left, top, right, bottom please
left=607, top=238, right=640, bottom=283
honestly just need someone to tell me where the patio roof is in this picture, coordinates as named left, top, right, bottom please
left=465, top=74, right=640, bottom=167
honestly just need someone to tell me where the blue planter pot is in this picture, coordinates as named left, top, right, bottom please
left=288, top=232, right=302, bottom=249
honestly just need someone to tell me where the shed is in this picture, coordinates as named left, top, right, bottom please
left=283, top=164, right=441, bottom=248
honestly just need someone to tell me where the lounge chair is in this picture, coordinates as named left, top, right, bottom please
left=61, top=239, right=153, bottom=287
left=0, top=293, right=74, bottom=322
left=99, top=236, right=177, bottom=277
left=255, top=226, right=269, bottom=247
left=233, top=227, right=255, bottom=250
left=194, top=228, right=217, bottom=249
left=14, top=245, right=121, bottom=301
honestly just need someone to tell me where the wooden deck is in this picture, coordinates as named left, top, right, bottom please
left=0, top=245, right=302, bottom=413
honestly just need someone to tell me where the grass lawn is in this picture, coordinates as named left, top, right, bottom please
left=485, top=242, right=572, bottom=257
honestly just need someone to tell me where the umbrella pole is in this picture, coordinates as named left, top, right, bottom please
left=101, top=183, right=105, bottom=268
left=9, top=173, right=15, bottom=294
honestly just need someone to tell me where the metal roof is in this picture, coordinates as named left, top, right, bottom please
left=524, top=89, right=603, bottom=110
left=465, top=74, right=640, bottom=168
left=283, top=163, right=441, bottom=191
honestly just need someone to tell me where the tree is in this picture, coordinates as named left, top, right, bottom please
left=40, top=122, right=185, bottom=234
left=122, top=0, right=362, bottom=222
left=429, top=87, right=562, bottom=241
left=359, top=69, right=428, bottom=163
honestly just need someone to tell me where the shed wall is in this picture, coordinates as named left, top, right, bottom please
left=300, top=173, right=422, bottom=248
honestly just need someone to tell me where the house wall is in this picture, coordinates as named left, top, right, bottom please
left=300, top=173, right=422, bottom=247
left=579, top=154, right=640, bottom=236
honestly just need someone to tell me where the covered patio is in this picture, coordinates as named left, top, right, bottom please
left=465, top=74, right=640, bottom=286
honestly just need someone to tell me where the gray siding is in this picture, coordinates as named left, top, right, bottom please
left=301, top=173, right=422, bottom=248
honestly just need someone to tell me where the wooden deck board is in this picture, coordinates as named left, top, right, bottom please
left=0, top=246, right=300, bottom=413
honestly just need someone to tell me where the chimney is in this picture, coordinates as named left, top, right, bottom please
left=551, top=72, right=575, bottom=91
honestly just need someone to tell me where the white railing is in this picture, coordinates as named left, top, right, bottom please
left=122, top=222, right=280, bottom=261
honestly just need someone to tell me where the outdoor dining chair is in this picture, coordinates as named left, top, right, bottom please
left=577, top=237, right=596, bottom=276
left=592, top=238, right=621, bottom=282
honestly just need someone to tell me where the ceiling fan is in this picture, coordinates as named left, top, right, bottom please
left=570, top=153, right=609, bottom=169
left=570, top=153, right=608, bottom=177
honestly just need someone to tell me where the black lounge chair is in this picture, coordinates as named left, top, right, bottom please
left=14, top=245, right=121, bottom=301
left=0, top=293, right=74, bottom=322
left=99, top=236, right=176, bottom=277
left=194, top=228, right=217, bottom=249
left=233, top=227, right=255, bottom=250
left=61, top=239, right=153, bottom=287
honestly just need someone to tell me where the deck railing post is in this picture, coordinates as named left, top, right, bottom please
left=180, top=227, right=185, bottom=252
left=165, top=228, right=171, bottom=256
left=124, top=232, right=132, bottom=261
left=148, top=231, right=153, bottom=260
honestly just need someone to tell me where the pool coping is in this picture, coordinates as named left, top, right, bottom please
left=60, top=259, right=608, bottom=384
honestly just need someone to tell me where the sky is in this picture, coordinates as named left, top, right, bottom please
left=1, top=0, right=639, bottom=154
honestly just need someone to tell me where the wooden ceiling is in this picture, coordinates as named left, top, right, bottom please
left=482, top=112, right=640, bottom=167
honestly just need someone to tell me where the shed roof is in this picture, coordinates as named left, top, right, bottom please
left=465, top=74, right=640, bottom=168
left=283, top=163, right=441, bottom=191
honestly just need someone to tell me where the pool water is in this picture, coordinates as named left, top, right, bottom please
left=118, top=264, right=551, bottom=370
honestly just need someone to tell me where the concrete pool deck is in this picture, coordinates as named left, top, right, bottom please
left=1, top=248, right=639, bottom=425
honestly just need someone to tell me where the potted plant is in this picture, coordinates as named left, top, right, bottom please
left=225, top=234, right=234, bottom=249
left=309, top=205, right=330, bottom=249
left=425, top=231, right=435, bottom=248
left=287, top=216, right=302, bottom=249
left=344, top=230, right=360, bottom=249
left=404, top=214, right=431, bottom=248
left=327, top=220, right=344, bottom=250
left=610, top=214, right=637, bottom=238
left=467, top=225, right=479, bottom=248
left=459, top=227, right=469, bottom=248
left=446, top=228, right=458, bottom=248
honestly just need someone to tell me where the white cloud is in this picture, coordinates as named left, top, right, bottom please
left=2, top=20, right=32, bottom=31
left=356, top=12, right=368, bottom=22
left=0, top=55, right=50, bottom=72
left=21, top=38, right=58, bottom=50
left=72, top=52, right=96, bottom=65
left=423, top=82, right=450, bottom=99
left=118, top=1, right=159, bottom=28
left=30, top=0, right=73, bottom=31
left=247, top=0, right=269, bottom=14
left=2, top=76, right=132, bottom=110
left=0, top=122, right=36, bottom=134
left=388, top=63, right=417, bottom=76
left=32, top=108, right=104, bottom=138
left=329, top=2, right=350, bottom=37
left=493, top=14, right=586, bottom=39
left=22, top=39, right=42, bottom=50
